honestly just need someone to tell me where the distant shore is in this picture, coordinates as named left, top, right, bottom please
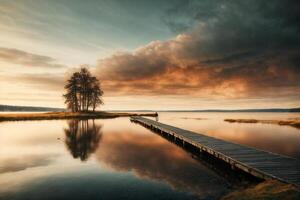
left=0, top=111, right=158, bottom=122
left=1, top=104, right=300, bottom=113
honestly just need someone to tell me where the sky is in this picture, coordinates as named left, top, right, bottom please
left=0, top=0, right=299, bottom=110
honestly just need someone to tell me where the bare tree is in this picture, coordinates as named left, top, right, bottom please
left=63, top=72, right=80, bottom=112
left=63, top=67, right=104, bottom=112
left=91, top=79, right=104, bottom=111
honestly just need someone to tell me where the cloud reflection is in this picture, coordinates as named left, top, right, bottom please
left=0, top=154, right=57, bottom=174
left=96, top=131, right=229, bottom=198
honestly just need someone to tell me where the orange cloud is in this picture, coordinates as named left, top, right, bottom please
left=96, top=37, right=300, bottom=98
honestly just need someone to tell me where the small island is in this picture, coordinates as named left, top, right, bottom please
left=0, top=68, right=157, bottom=122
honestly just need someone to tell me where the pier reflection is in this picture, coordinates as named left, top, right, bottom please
left=96, top=131, right=230, bottom=199
left=64, top=120, right=102, bottom=161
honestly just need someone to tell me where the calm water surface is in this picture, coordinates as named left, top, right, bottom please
left=0, top=116, right=230, bottom=200
left=0, top=112, right=299, bottom=200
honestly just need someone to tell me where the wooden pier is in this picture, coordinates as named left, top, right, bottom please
left=131, top=116, right=300, bottom=186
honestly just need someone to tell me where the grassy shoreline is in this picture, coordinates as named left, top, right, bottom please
left=222, top=180, right=300, bottom=200
left=224, top=119, right=300, bottom=129
left=0, top=111, right=158, bottom=122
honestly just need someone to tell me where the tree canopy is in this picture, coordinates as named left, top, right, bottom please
left=63, top=67, right=103, bottom=112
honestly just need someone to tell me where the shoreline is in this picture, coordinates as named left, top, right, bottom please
left=0, top=111, right=158, bottom=122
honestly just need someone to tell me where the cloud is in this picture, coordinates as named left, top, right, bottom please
left=0, top=72, right=65, bottom=90
left=96, top=0, right=300, bottom=99
left=0, top=47, right=66, bottom=68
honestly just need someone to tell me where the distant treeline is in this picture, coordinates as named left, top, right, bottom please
left=0, top=104, right=65, bottom=112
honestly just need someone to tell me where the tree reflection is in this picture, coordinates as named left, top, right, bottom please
left=64, top=120, right=102, bottom=161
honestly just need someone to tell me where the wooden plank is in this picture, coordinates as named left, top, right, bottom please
left=131, top=116, right=300, bottom=187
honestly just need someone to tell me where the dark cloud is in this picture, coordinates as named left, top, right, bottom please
left=163, top=0, right=300, bottom=45
left=0, top=47, right=66, bottom=68
left=96, top=1, right=300, bottom=99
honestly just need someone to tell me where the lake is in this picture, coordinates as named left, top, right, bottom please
left=0, top=112, right=299, bottom=200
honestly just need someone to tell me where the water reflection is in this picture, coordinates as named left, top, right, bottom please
left=96, top=131, right=230, bottom=199
left=0, top=118, right=231, bottom=200
left=64, top=120, right=102, bottom=161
